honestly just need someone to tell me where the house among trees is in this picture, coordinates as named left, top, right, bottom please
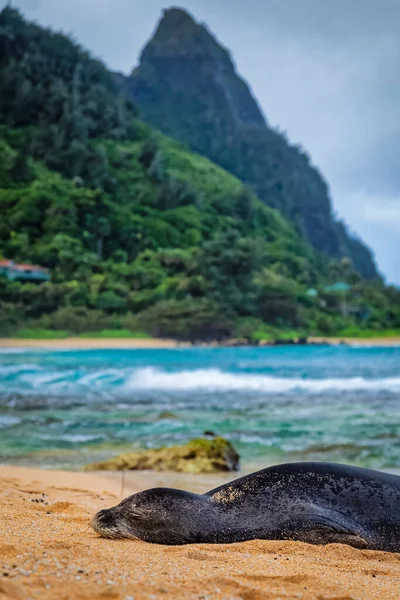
left=0, top=260, right=50, bottom=282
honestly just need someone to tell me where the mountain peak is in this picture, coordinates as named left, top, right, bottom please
left=159, top=7, right=197, bottom=31
left=133, top=6, right=264, bottom=128
left=139, top=5, right=233, bottom=67
left=126, top=9, right=378, bottom=278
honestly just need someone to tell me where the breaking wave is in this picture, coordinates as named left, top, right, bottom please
left=125, top=368, right=400, bottom=393
left=2, top=364, right=398, bottom=395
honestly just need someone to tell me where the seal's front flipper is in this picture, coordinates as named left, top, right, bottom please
left=295, top=525, right=369, bottom=549
left=285, top=510, right=370, bottom=549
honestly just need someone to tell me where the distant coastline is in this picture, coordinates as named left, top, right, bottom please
left=308, top=336, right=400, bottom=347
left=1, top=336, right=400, bottom=349
left=0, top=337, right=183, bottom=349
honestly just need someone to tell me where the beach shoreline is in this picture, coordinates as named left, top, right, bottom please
left=0, top=465, right=399, bottom=599
left=308, top=336, right=400, bottom=347
left=0, top=337, right=185, bottom=349
left=1, top=335, right=400, bottom=349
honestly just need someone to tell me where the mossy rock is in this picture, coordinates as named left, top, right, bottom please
left=158, top=410, right=179, bottom=420
left=85, top=437, right=240, bottom=474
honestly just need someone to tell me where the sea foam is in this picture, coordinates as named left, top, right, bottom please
left=125, top=367, right=400, bottom=394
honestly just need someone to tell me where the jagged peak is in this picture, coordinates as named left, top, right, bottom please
left=159, top=7, right=198, bottom=32
left=139, top=5, right=234, bottom=68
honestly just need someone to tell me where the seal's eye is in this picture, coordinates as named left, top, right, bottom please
left=129, top=508, right=148, bottom=519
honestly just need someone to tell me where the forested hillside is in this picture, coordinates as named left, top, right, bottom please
left=126, top=8, right=378, bottom=279
left=0, top=7, right=398, bottom=339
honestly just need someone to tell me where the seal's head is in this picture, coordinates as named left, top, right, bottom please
left=91, top=487, right=214, bottom=545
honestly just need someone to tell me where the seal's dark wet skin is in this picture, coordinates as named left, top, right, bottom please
left=91, top=462, right=400, bottom=552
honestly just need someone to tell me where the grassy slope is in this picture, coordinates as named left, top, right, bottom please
left=104, top=128, right=313, bottom=257
left=335, top=328, right=400, bottom=339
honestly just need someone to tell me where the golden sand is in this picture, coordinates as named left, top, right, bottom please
left=0, top=466, right=399, bottom=599
left=0, top=336, right=400, bottom=349
left=0, top=338, right=183, bottom=349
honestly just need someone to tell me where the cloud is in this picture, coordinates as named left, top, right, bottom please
left=364, top=197, right=400, bottom=234
left=334, top=189, right=400, bottom=284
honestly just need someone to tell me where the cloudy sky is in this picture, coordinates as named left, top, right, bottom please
left=7, top=0, right=400, bottom=284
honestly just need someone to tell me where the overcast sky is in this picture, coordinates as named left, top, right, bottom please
left=6, top=0, right=400, bottom=284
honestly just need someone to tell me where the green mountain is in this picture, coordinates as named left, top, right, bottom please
left=124, top=7, right=378, bottom=279
left=0, top=7, right=398, bottom=339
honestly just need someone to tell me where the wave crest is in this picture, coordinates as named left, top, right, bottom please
left=1, top=365, right=399, bottom=395
left=125, top=367, right=400, bottom=393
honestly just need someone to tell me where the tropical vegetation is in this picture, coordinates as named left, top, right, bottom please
left=0, top=7, right=398, bottom=340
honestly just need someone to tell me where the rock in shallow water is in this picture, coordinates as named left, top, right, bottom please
left=85, top=437, right=240, bottom=473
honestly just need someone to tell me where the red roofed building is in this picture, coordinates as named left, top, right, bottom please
left=0, top=260, right=50, bottom=282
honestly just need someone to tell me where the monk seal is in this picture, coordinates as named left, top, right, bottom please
left=91, top=462, right=400, bottom=552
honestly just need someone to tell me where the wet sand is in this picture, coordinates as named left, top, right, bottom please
left=1, top=465, right=399, bottom=599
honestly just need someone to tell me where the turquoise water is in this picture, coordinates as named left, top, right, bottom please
left=0, top=345, right=399, bottom=469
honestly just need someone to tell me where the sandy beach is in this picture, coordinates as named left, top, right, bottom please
left=0, top=338, right=183, bottom=350
left=1, top=466, right=399, bottom=600
left=0, top=336, right=399, bottom=349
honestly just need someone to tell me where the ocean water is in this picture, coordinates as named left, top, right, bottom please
left=0, top=345, right=399, bottom=470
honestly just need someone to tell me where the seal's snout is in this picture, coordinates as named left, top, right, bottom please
left=91, top=505, right=142, bottom=541
left=91, top=508, right=118, bottom=537
left=96, top=509, right=114, bottom=525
